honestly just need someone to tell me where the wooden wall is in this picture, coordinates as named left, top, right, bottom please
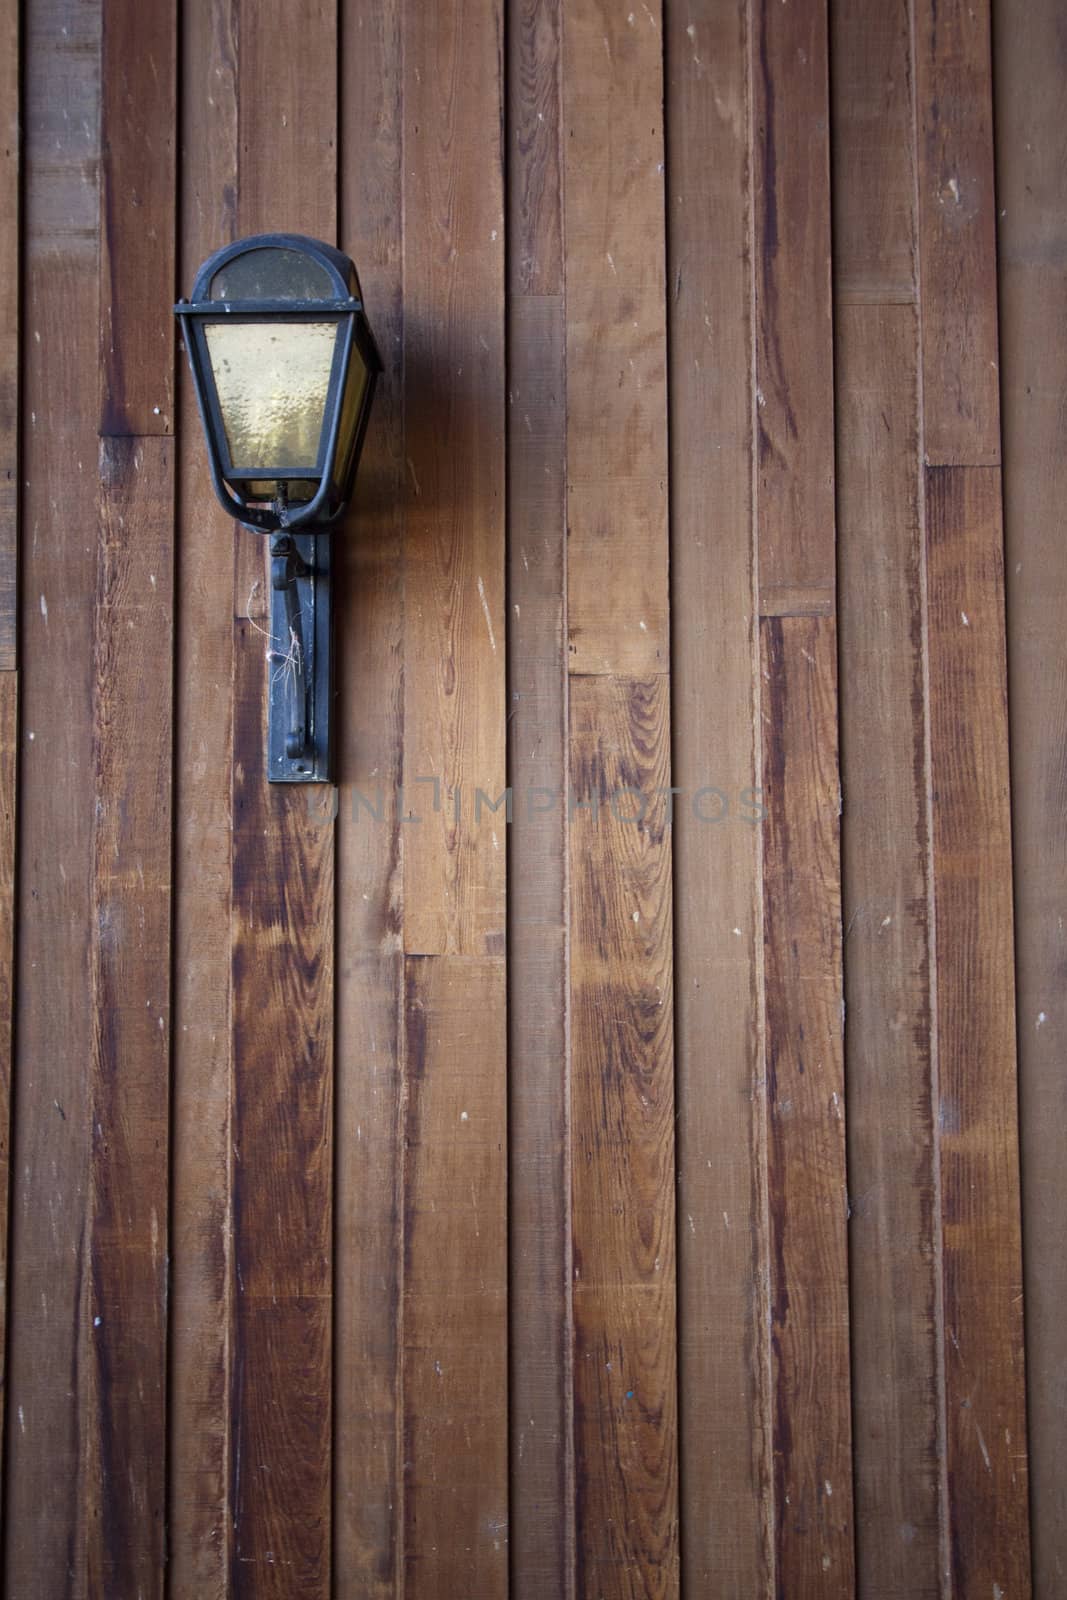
left=0, top=0, right=1062, bottom=1595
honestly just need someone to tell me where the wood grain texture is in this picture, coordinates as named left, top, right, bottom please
left=401, top=0, right=506, bottom=959
left=4, top=1, right=101, bottom=1591
left=0, top=0, right=16, bottom=670
left=168, top=0, right=238, bottom=1590
left=914, top=0, right=1001, bottom=465
left=666, top=3, right=771, bottom=1594
left=224, top=5, right=338, bottom=1594
left=760, top=617, right=853, bottom=1595
left=925, top=465, right=1030, bottom=1597
left=831, top=0, right=916, bottom=306
left=836, top=304, right=942, bottom=1598
left=334, top=0, right=406, bottom=1587
left=98, top=0, right=175, bottom=435
left=507, top=1, right=572, bottom=1594
left=87, top=436, right=173, bottom=1600
left=753, top=2, right=852, bottom=1588
left=831, top=3, right=946, bottom=1592
left=752, top=0, right=835, bottom=592
left=562, top=0, right=669, bottom=678
left=995, top=3, right=1067, bottom=1586
left=0, top=670, right=15, bottom=1521
left=402, top=954, right=509, bottom=1597
left=230, top=646, right=335, bottom=1599
left=569, top=675, right=677, bottom=1600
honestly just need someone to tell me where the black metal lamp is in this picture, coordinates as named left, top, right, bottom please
left=175, top=233, right=382, bottom=783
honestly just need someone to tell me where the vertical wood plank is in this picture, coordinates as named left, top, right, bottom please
left=98, top=0, right=175, bottom=436
left=914, top=0, right=1000, bottom=466
left=753, top=1, right=853, bottom=1590
left=831, top=1, right=945, bottom=1593
left=569, top=676, right=677, bottom=1600
left=334, top=0, right=406, bottom=1587
left=507, top=0, right=573, bottom=1595
left=401, top=0, right=507, bottom=960
left=0, top=672, right=15, bottom=1521
left=916, top=1, right=1031, bottom=1588
left=562, top=0, right=669, bottom=678
left=402, top=955, right=509, bottom=1596
left=665, top=3, right=771, bottom=1594
left=753, top=0, right=836, bottom=597
left=759, top=616, right=853, bottom=1594
left=0, top=0, right=17, bottom=1522
left=925, top=465, right=1030, bottom=1597
left=87, top=436, right=173, bottom=1600
left=0, top=0, right=17, bottom=671
left=994, top=3, right=1067, bottom=1586
left=563, top=4, right=675, bottom=1594
left=168, top=0, right=238, bottom=1590
left=227, top=4, right=338, bottom=1594
left=836, top=304, right=942, bottom=1597
left=230, top=690, right=335, bottom=1598
left=4, top=1, right=101, bottom=1591
left=399, top=0, right=509, bottom=1587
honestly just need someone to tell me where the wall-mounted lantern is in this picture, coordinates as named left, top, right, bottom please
left=175, top=233, right=381, bottom=783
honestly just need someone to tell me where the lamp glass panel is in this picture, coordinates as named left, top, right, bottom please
left=204, top=320, right=339, bottom=473
left=331, top=342, right=371, bottom=491
left=209, top=247, right=334, bottom=301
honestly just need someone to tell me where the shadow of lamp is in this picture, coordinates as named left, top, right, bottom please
left=175, top=233, right=382, bottom=783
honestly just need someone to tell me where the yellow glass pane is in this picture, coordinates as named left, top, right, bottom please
left=204, top=320, right=338, bottom=471
left=331, top=343, right=370, bottom=489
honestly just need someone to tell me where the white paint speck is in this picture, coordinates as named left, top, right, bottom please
left=477, top=576, right=497, bottom=653
left=461, top=1111, right=469, bottom=1122
left=39, top=594, right=48, bottom=621
left=1036, top=1012, right=1048, bottom=1029
left=961, top=611, right=970, bottom=626
left=94, top=1316, right=102, bottom=1328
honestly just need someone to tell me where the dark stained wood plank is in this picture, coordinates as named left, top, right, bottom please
left=168, top=0, right=238, bottom=1591
left=830, top=2, right=946, bottom=1591
left=753, top=3, right=853, bottom=1589
left=562, top=0, right=668, bottom=678
left=994, top=4, right=1067, bottom=1585
left=831, top=0, right=916, bottom=306
left=402, top=954, right=509, bottom=1597
left=99, top=0, right=175, bottom=436
left=230, top=647, right=335, bottom=1599
left=914, top=0, right=1000, bottom=465
left=924, top=464, right=1030, bottom=1597
left=760, top=616, right=853, bottom=1596
left=222, top=7, right=339, bottom=1595
left=0, top=0, right=17, bottom=670
left=87, top=435, right=173, bottom=1600
left=4, top=2, right=101, bottom=1591
left=0, top=670, right=15, bottom=1520
left=0, top=0, right=16, bottom=1522
left=507, top=1, right=572, bottom=1595
left=569, top=675, right=677, bottom=1600
left=401, top=0, right=507, bottom=958
left=334, top=0, right=406, bottom=1587
left=836, top=304, right=942, bottom=1597
left=752, top=0, right=835, bottom=592
left=398, top=3, right=509, bottom=1584
left=665, top=3, right=771, bottom=1593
